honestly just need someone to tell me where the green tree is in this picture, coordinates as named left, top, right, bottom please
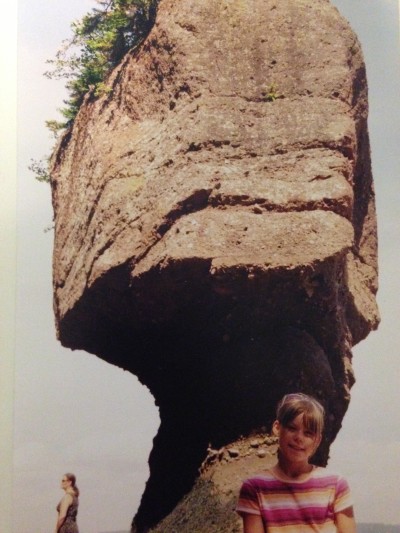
left=33, top=0, right=158, bottom=183
left=45, top=0, right=158, bottom=128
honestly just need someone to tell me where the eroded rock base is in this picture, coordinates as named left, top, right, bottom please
left=140, top=435, right=279, bottom=533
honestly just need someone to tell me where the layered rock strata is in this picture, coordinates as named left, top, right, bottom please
left=50, top=0, right=379, bottom=530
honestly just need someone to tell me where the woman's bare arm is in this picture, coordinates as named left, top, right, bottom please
left=54, top=494, right=72, bottom=533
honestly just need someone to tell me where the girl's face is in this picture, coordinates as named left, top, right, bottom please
left=273, top=413, right=321, bottom=465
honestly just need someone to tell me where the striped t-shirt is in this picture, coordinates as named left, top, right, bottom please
left=236, top=467, right=353, bottom=532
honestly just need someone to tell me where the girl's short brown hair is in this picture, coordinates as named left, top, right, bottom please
left=276, top=393, right=325, bottom=435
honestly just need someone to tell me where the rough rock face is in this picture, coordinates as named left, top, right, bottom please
left=50, top=0, right=379, bottom=530
left=149, top=434, right=280, bottom=533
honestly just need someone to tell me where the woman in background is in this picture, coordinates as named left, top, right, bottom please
left=55, top=472, right=79, bottom=533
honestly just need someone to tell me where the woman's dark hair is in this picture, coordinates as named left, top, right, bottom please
left=65, top=473, right=80, bottom=497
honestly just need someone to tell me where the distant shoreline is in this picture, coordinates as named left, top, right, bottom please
left=100, top=524, right=400, bottom=533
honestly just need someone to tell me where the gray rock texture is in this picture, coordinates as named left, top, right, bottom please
left=50, top=0, right=379, bottom=530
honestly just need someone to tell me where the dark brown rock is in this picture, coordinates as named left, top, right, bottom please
left=50, top=0, right=379, bottom=530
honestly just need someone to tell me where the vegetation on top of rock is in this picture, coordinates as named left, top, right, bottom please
left=46, top=0, right=159, bottom=128
left=31, top=0, right=159, bottom=183
left=262, top=82, right=281, bottom=102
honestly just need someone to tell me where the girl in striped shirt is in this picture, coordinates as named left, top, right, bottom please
left=236, top=393, right=356, bottom=533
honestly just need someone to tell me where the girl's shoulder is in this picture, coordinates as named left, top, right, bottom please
left=311, top=466, right=346, bottom=479
left=241, top=469, right=278, bottom=488
left=240, top=467, right=350, bottom=497
left=310, top=466, right=350, bottom=489
left=247, top=468, right=276, bottom=479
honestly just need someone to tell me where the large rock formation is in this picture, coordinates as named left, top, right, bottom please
left=50, top=0, right=379, bottom=530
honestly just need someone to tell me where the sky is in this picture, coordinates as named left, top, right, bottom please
left=0, top=3, right=17, bottom=533
left=9, top=0, right=400, bottom=532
